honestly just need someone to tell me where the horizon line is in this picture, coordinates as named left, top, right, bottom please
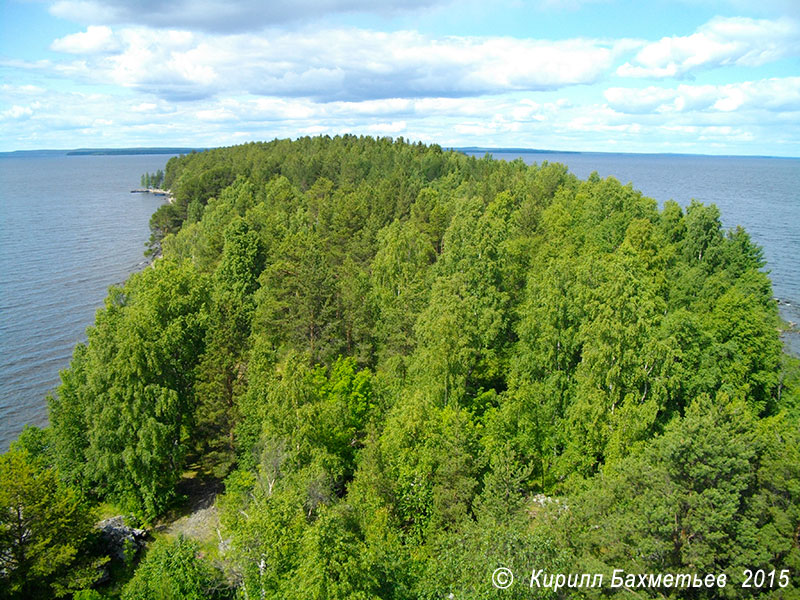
left=1, top=141, right=798, bottom=161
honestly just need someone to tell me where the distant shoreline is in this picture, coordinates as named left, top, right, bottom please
left=0, top=147, right=206, bottom=158
left=67, top=148, right=206, bottom=156
left=1, top=144, right=798, bottom=160
left=454, top=147, right=800, bottom=160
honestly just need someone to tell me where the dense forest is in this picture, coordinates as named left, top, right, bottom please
left=2, top=135, right=799, bottom=599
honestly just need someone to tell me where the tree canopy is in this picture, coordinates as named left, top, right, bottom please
left=4, top=135, right=796, bottom=598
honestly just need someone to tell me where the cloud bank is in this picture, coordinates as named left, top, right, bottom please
left=47, top=26, right=631, bottom=102
left=617, top=16, right=800, bottom=78
left=3, top=5, right=800, bottom=154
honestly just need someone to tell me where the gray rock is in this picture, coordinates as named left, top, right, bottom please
left=97, top=516, right=148, bottom=562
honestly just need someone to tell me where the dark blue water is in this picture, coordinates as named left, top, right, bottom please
left=0, top=154, right=172, bottom=451
left=468, top=151, right=800, bottom=356
left=0, top=152, right=798, bottom=451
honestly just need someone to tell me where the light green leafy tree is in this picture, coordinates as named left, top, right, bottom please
left=121, top=537, right=231, bottom=600
left=49, top=259, right=209, bottom=518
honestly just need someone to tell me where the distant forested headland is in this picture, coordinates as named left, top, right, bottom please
left=0, top=147, right=206, bottom=158
left=67, top=147, right=207, bottom=156
left=2, top=136, right=799, bottom=599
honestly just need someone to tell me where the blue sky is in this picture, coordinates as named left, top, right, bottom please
left=1, top=0, right=799, bottom=155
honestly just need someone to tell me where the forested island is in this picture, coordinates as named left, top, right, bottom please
left=2, top=136, right=799, bottom=599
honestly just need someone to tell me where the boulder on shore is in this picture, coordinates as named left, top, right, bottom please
left=97, top=516, right=148, bottom=562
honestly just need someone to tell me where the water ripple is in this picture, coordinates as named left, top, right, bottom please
left=0, top=154, right=171, bottom=450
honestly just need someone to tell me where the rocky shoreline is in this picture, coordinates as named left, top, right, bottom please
left=131, top=187, right=173, bottom=204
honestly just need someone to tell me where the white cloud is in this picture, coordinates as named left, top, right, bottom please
left=131, top=102, right=157, bottom=112
left=51, top=25, right=120, bottom=54
left=299, top=125, right=331, bottom=136
left=617, top=16, right=800, bottom=78
left=37, top=26, right=627, bottom=102
left=195, top=107, right=238, bottom=122
left=0, top=84, right=46, bottom=95
left=365, top=120, right=407, bottom=134
left=605, top=77, right=800, bottom=115
left=604, top=86, right=678, bottom=114
left=247, top=98, right=315, bottom=121
left=1, top=105, right=34, bottom=121
left=4, top=9, right=800, bottom=156
left=1, top=82, right=798, bottom=155
left=327, top=98, right=412, bottom=117
left=605, top=84, right=720, bottom=114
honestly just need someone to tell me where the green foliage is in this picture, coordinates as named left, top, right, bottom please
left=370, top=219, right=434, bottom=370
left=120, top=537, right=232, bottom=600
left=9, top=424, right=54, bottom=469
left=73, top=590, right=104, bottom=600
left=411, top=193, right=514, bottom=409
left=417, top=514, right=567, bottom=600
left=194, top=217, right=266, bottom=474
left=32, top=136, right=798, bottom=598
left=140, top=169, right=164, bottom=190
left=547, top=396, right=800, bottom=597
left=356, top=393, right=481, bottom=542
left=49, top=259, right=210, bottom=519
left=0, top=449, right=105, bottom=599
left=146, top=203, right=184, bottom=257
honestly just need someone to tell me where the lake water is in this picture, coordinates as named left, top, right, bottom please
left=0, top=151, right=798, bottom=451
left=0, top=154, right=172, bottom=451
